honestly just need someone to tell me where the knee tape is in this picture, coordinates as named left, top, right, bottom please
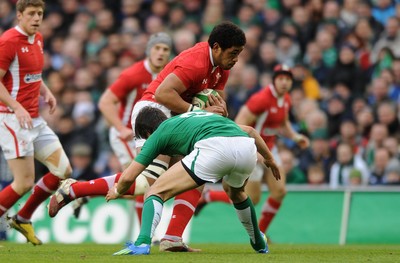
left=141, top=159, right=169, bottom=180
left=37, top=142, right=71, bottom=179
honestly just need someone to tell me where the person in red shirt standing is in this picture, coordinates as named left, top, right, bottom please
left=0, top=0, right=72, bottom=245
left=235, top=64, right=309, bottom=236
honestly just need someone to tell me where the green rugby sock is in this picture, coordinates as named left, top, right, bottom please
left=135, top=195, right=164, bottom=245
left=234, top=197, right=266, bottom=251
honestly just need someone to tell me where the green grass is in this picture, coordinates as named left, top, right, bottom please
left=0, top=242, right=399, bottom=263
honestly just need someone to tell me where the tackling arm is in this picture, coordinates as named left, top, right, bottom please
left=106, top=160, right=147, bottom=201
left=155, top=73, right=192, bottom=113
left=239, top=125, right=281, bottom=180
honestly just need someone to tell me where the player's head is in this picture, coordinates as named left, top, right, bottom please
left=272, top=64, right=293, bottom=95
left=146, top=32, right=172, bottom=72
left=16, top=0, right=45, bottom=36
left=17, top=0, right=45, bottom=12
left=135, top=106, right=168, bottom=140
left=208, top=21, right=246, bottom=70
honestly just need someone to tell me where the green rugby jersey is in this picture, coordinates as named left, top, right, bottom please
left=135, top=111, right=249, bottom=166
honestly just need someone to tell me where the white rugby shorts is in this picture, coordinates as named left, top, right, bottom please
left=0, top=114, right=62, bottom=160
left=109, top=126, right=136, bottom=167
left=181, top=136, right=257, bottom=188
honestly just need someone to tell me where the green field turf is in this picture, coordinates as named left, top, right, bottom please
left=0, top=242, right=399, bottom=263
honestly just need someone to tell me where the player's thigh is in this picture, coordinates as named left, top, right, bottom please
left=146, top=161, right=198, bottom=201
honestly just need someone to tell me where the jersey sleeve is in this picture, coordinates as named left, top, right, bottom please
left=173, top=57, right=203, bottom=89
left=0, top=39, right=16, bottom=72
left=134, top=129, right=166, bottom=167
left=108, top=69, right=135, bottom=100
left=246, top=90, right=269, bottom=115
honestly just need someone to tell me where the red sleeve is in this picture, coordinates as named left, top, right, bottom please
left=0, top=39, right=16, bottom=72
left=108, top=68, right=135, bottom=100
left=246, top=89, right=269, bottom=115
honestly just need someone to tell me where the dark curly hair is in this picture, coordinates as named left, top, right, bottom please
left=135, top=106, right=168, bottom=140
left=208, top=21, right=246, bottom=50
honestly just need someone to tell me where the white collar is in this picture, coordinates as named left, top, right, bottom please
left=209, top=46, right=218, bottom=73
left=144, top=59, right=158, bottom=80
left=15, top=25, right=35, bottom=44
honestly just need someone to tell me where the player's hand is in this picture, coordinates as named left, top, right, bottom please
left=294, top=134, right=310, bottom=149
left=207, top=95, right=228, bottom=117
left=264, top=158, right=281, bottom=181
left=204, top=105, right=226, bottom=116
left=14, top=104, right=33, bottom=129
left=118, top=127, right=134, bottom=141
left=43, top=90, right=57, bottom=114
left=106, top=184, right=120, bottom=202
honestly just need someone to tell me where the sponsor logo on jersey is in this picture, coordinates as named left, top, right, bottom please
left=24, top=73, right=42, bottom=83
left=270, top=107, right=278, bottom=113
left=21, top=47, right=29, bottom=53
left=202, top=79, right=208, bottom=84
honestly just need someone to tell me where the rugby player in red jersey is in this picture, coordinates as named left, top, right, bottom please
left=128, top=21, right=246, bottom=252
left=0, top=0, right=72, bottom=245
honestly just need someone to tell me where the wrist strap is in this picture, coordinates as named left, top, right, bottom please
left=187, top=104, right=201, bottom=112
left=114, top=187, right=121, bottom=197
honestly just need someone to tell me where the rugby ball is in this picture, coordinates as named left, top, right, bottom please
left=192, top=89, right=220, bottom=109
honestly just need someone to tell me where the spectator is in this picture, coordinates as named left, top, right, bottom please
left=329, top=142, right=370, bottom=188
left=279, top=148, right=307, bottom=184
left=369, top=147, right=400, bottom=185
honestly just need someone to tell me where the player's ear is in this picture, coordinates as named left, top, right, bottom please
left=212, top=42, right=220, bottom=51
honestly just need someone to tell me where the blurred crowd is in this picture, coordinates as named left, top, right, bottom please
left=0, top=0, right=399, bottom=188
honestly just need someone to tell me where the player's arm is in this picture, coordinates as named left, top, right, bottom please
left=0, top=69, right=33, bottom=129
left=239, top=125, right=281, bottom=180
left=280, top=116, right=309, bottom=149
left=155, top=73, right=225, bottom=115
left=98, top=89, right=133, bottom=141
left=40, top=81, right=57, bottom=114
left=235, top=105, right=257, bottom=125
left=106, top=160, right=146, bottom=201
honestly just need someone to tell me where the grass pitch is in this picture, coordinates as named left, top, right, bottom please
left=0, top=242, right=399, bottom=263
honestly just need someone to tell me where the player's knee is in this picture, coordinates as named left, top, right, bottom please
left=48, top=159, right=72, bottom=179
left=133, top=174, right=150, bottom=196
left=271, top=186, right=287, bottom=199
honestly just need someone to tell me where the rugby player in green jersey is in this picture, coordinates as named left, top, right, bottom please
left=107, top=107, right=280, bottom=255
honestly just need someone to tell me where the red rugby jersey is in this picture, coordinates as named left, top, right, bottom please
left=141, top=42, right=229, bottom=104
left=0, top=26, right=44, bottom=117
left=108, top=60, right=154, bottom=128
left=246, top=84, right=291, bottom=149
